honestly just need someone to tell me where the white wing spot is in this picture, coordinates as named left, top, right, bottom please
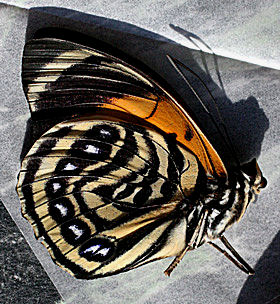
left=84, top=244, right=101, bottom=254
left=100, top=129, right=110, bottom=136
left=69, top=224, right=83, bottom=239
left=98, top=247, right=110, bottom=256
left=85, top=145, right=100, bottom=154
left=53, top=183, right=61, bottom=191
left=55, top=203, right=68, bottom=216
left=64, top=163, right=77, bottom=171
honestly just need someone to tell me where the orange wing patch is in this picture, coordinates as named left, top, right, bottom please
left=95, top=94, right=227, bottom=179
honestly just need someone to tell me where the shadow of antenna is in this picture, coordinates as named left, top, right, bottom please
left=169, top=23, right=269, bottom=165
left=170, top=24, right=226, bottom=94
left=169, top=24, right=241, bottom=165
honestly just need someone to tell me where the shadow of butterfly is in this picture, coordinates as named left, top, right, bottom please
left=16, top=31, right=267, bottom=279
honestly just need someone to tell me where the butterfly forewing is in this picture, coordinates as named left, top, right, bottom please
left=22, top=38, right=227, bottom=179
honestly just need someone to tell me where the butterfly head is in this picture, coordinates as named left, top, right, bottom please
left=241, top=158, right=267, bottom=198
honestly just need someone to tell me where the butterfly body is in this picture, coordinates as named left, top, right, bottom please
left=17, top=33, right=266, bottom=279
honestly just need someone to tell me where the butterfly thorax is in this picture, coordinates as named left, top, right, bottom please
left=185, top=159, right=267, bottom=248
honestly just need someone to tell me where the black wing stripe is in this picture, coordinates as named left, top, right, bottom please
left=18, top=120, right=186, bottom=230
left=90, top=218, right=176, bottom=278
left=23, top=38, right=162, bottom=115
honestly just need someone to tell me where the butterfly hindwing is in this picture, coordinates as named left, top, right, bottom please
left=17, top=118, right=199, bottom=278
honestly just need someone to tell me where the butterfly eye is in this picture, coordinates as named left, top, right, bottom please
left=79, top=237, right=115, bottom=262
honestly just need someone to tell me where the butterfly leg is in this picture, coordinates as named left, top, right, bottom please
left=208, top=235, right=255, bottom=275
left=164, top=209, right=209, bottom=276
left=193, top=209, right=209, bottom=248
left=164, top=246, right=190, bottom=276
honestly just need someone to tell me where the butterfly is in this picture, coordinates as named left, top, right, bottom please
left=16, top=30, right=267, bottom=279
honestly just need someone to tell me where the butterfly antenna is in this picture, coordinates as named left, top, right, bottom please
left=167, top=54, right=240, bottom=167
